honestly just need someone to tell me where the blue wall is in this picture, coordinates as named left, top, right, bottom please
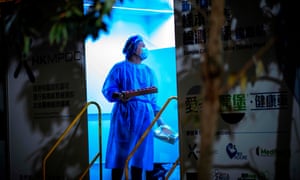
left=87, top=47, right=179, bottom=165
left=84, top=1, right=179, bottom=178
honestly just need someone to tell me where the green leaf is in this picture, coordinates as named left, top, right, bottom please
left=103, top=0, right=115, bottom=14
left=49, top=24, right=58, bottom=45
left=71, top=6, right=83, bottom=16
left=23, top=36, right=30, bottom=56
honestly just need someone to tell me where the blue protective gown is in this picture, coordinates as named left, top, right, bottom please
left=102, top=60, right=160, bottom=171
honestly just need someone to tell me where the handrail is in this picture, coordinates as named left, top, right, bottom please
left=124, top=96, right=178, bottom=180
left=79, top=151, right=101, bottom=180
left=165, top=157, right=180, bottom=180
left=42, top=101, right=102, bottom=180
left=79, top=107, right=103, bottom=179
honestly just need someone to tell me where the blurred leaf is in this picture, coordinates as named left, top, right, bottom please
left=3, top=0, right=121, bottom=55
left=71, top=6, right=83, bottom=16
left=227, top=74, right=236, bottom=88
left=4, top=13, right=16, bottom=33
left=49, top=23, right=58, bottom=45
left=94, top=1, right=102, bottom=11
left=23, top=35, right=30, bottom=56
left=240, top=74, right=247, bottom=92
left=255, top=59, right=265, bottom=77
left=65, top=10, right=72, bottom=18
left=103, top=0, right=115, bottom=14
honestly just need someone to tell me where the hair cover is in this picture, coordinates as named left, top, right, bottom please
left=122, top=35, right=143, bottom=59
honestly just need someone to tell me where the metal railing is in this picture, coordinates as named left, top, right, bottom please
left=124, top=96, right=178, bottom=180
left=42, top=101, right=102, bottom=180
left=166, top=157, right=180, bottom=180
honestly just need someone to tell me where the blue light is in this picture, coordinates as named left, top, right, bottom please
left=84, top=0, right=179, bottom=179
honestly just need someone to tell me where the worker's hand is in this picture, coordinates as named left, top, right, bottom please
left=112, top=92, right=129, bottom=102
left=156, top=118, right=166, bottom=127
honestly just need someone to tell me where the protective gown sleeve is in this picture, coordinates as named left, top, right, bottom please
left=148, top=68, right=165, bottom=125
left=102, top=63, right=121, bottom=102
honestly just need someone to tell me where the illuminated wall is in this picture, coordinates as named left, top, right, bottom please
left=84, top=0, right=179, bottom=179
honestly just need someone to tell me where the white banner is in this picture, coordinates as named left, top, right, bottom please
left=174, top=0, right=300, bottom=179
left=7, top=40, right=89, bottom=179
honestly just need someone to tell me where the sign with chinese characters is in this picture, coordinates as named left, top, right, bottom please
left=7, top=40, right=89, bottom=179
left=174, top=0, right=299, bottom=179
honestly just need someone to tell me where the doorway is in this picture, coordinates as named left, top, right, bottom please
left=84, top=0, right=179, bottom=179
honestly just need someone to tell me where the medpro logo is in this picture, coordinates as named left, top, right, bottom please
left=256, top=146, right=276, bottom=157
left=226, top=143, right=247, bottom=160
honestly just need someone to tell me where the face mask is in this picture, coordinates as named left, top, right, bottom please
left=140, top=47, right=148, bottom=60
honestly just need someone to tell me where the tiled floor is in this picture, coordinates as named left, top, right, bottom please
left=89, top=163, right=181, bottom=180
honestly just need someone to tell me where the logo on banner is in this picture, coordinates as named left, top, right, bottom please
left=219, top=91, right=289, bottom=124
left=256, top=146, right=276, bottom=157
left=249, top=91, right=289, bottom=110
left=226, top=143, right=247, bottom=160
left=255, top=146, right=289, bottom=158
left=219, top=94, right=246, bottom=124
left=188, top=144, right=199, bottom=160
left=237, top=173, right=257, bottom=180
left=31, top=50, right=82, bottom=66
left=181, top=1, right=191, bottom=12
left=212, top=169, right=230, bottom=180
left=185, top=85, right=202, bottom=114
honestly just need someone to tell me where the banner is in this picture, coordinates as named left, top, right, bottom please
left=7, top=40, right=89, bottom=179
left=174, top=0, right=299, bottom=179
